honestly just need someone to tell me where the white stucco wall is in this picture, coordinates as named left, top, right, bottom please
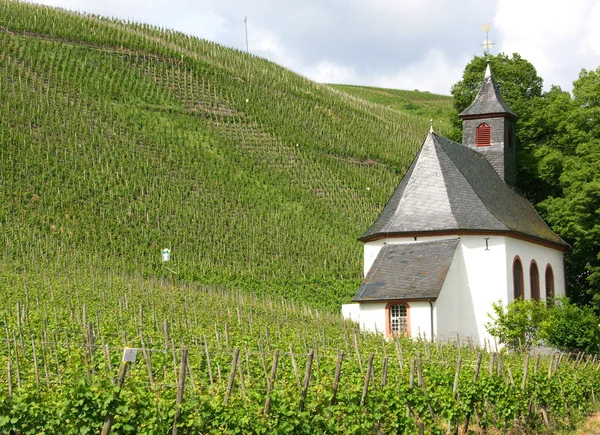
left=435, top=235, right=509, bottom=345
left=352, top=234, right=566, bottom=346
left=341, top=300, right=434, bottom=340
left=409, top=301, right=433, bottom=340
left=341, top=303, right=360, bottom=322
left=353, top=302, right=387, bottom=335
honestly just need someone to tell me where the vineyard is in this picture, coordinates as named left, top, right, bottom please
left=1, top=267, right=600, bottom=434
left=0, top=0, right=455, bottom=309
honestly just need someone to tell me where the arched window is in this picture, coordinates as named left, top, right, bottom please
left=385, top=302, right=409, bottom=337
left=513, top=257, right=524, bottom=300
left=545, top=265, right=555, bottom=304
left=476, top=123, right=491, bottom=147
left=530, top=261, right=540, bottom=301
left=508, top=124, right=514, bottom=148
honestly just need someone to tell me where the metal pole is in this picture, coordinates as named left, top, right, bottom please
left=244, top=17, right=248, bottom=53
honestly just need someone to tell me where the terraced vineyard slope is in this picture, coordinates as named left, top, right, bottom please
left=0, top=0, right=454, bottom=308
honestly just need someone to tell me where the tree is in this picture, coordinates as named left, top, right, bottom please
left=541, top=299, right=600, bottom=352
left=486, top=298, right=600, bottom=352
left=537, top=68, right=600, bottom=307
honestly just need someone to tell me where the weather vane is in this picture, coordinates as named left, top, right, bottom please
left=481, top=23, right=495, bottom=55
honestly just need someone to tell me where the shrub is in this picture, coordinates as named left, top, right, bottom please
left=485, top=299, right=548, bottom=350
left=541, top=298, right=600, bottom=352
left=486, top=297, right=600, bottom=352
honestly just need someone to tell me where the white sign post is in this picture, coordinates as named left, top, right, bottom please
left=161, top=248, right=171, bottom=262
left=122, top=347, right=138, bottom=363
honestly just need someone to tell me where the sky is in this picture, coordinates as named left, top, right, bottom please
left=31, top=0, right=600, bottom=95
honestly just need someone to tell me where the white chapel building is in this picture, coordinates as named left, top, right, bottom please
left=342, top=64, right=567, bottom=345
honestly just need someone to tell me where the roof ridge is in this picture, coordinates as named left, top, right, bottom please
left=385, top=133, right=457, bottom=232
left=431, top=133, right=509, bottom=231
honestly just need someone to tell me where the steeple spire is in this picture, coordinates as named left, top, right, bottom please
left=459, top=63, right=517, bottom=119
left=484, top=59, right=492, bottom=79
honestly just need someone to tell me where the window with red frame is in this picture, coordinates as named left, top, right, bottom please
left=476, top=123, right=491, bottom=147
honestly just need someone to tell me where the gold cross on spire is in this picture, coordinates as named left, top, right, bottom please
left=481, top=23, right=495, bottom=55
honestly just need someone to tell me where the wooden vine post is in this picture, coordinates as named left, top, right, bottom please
left=360, top=353, right=375, bottom=406
left=263, top=349, right=279, bottom=415
left=224, top=348, right=240, bottom=405
left=101, top=347, right=138, bottom=435
left=328, top=350, right=344, bottom=418
left=299, top=349, right=314, bottom=411
left=172, top=346, right=188, bottom=435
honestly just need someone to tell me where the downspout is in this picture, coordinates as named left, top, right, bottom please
left=429, top=299, right=434, bottom=341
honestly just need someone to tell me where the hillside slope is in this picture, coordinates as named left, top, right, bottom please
left=0, top=0, right=452, bottom=308
left=329, top=84, right=452, bottom=125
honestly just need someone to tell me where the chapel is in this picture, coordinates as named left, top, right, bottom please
left=342, top=63, right=568, bottom=345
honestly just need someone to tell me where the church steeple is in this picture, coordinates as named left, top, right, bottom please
left=459, top=62, right=518, bottom=186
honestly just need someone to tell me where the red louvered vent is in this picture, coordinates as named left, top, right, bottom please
left=476, top=123, right=491, bottom=147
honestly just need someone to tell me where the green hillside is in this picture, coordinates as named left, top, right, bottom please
left=0, top=0, right=452, bottom=308
left=329, top=84, right=453, bottom=126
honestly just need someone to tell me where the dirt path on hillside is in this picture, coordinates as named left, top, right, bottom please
left=572, top=412, right=600, bottom=434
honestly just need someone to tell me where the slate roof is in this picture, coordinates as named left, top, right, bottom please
left=353, top=239, right=459, bottom=302
left=459, top=64, right=518, bottom=119
left=360, top=132, right=568, bottom=248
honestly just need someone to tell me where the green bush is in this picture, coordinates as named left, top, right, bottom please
left=486, top=299, right=548, bottom=350
left=542, top=298, right=600, bottom=352
left=486, top=298, right=600, bottom=352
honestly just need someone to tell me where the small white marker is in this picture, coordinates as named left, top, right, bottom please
left=122, top=347, right=138, bottom=363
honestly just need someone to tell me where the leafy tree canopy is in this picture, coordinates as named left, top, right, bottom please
left=449, top=53, right=543, bottom=141
left=537, top=68, right=600, bottom=306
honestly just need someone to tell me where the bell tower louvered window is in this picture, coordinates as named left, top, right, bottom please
left=476, top=123, right=491, bottom=147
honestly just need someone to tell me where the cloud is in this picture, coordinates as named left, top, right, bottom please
left=306, top=62, right=358, bottom=84
left=369, top=48, right=470, bottom=94
left=494, top=0, right=600, bottom=90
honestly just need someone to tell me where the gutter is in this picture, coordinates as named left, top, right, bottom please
left=429, top=299, right=434, bottom=341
